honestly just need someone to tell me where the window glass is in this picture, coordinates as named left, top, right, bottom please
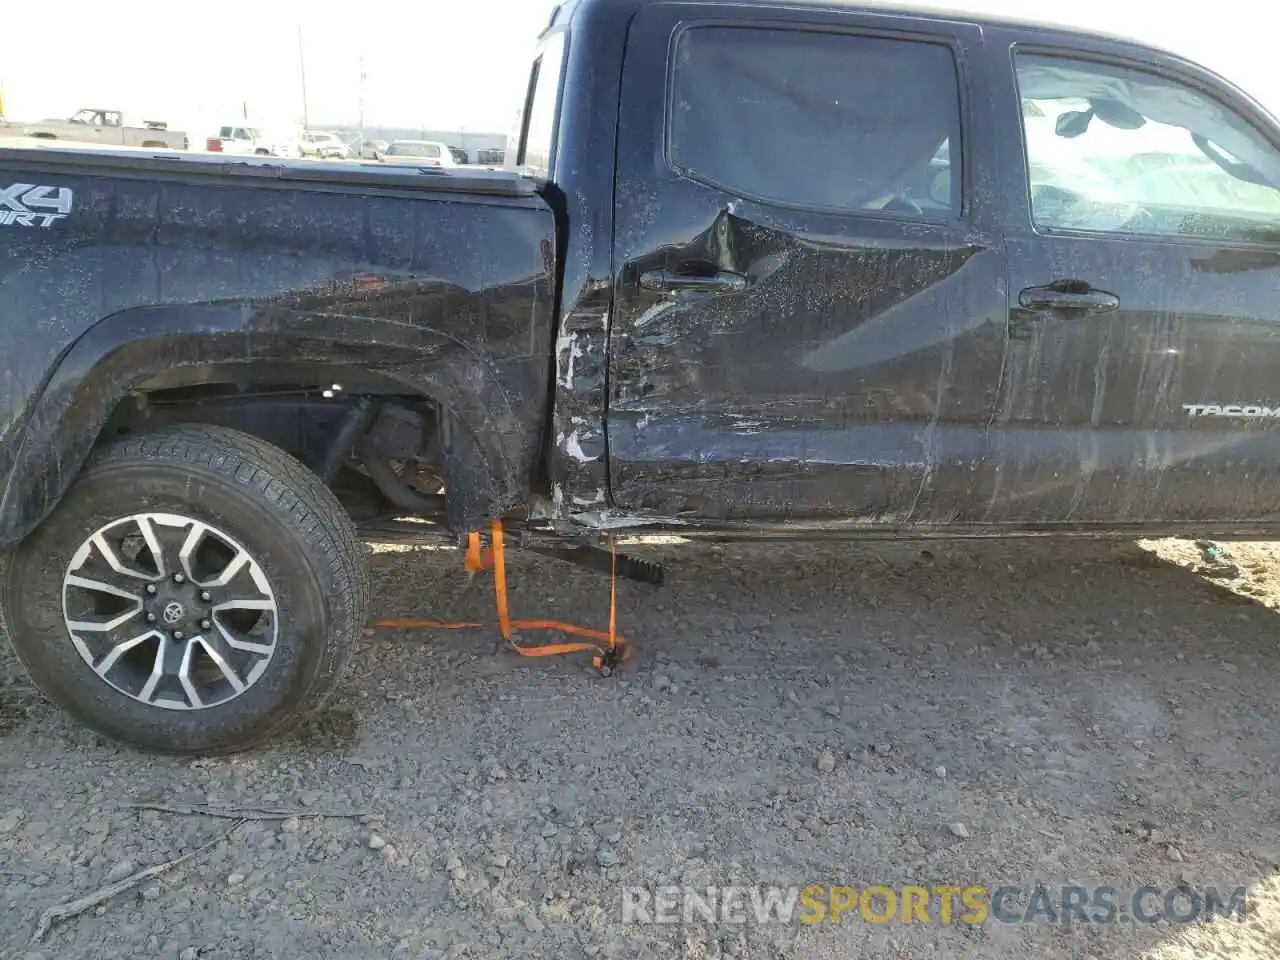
left=517, top=32, right=566, bottom=176
left=388, top=142, right=440, bottom=158
left=668, top=26, right=962, bottom=216
left=1016, top=53, right=1280, bottom=243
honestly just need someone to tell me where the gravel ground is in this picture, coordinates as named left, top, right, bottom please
left=1, top=535, right=1278, bottom=959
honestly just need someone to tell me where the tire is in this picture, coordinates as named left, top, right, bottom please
left=2, top=425, right=368, bottom=754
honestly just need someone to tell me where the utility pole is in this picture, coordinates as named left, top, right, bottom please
left=297, top=24, right=310, bottom=130
left=358, top=56, right=366, bottom=152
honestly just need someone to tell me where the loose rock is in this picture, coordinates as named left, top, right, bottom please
left=522, top=911, right=546, bottom=933
left=105, top=859, right=137, bottom=883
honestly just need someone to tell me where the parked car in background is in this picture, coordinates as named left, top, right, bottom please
left=360, top=139, right=390, bottom=159
left=376, top=139, right=457, bottom=167
left=300, top=131, right=351, bottom=159
left=16, top=108, right=187, bottom=150
left=206, top=126, right=302, bottom=157
left=448, top=145, right=469, bottom=164
left=476, top=147, right=505, bottom=166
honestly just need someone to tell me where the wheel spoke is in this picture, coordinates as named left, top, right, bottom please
left=64, top=574, right=143, bottom=608
left=177, top=640, right=203, bottom=709
left=145, top=514, right=201, bottom=580
left=88, top=628, right=161, bottom=677
left=70, top=546, right=156, bottom=598
left=203, top=549, right=250, bottom=588
left=177, top=521, right=209, bottom=582
left=213, top=617, right=274, bottom=656
left=214, top=597, right=274, bottom=613
left=136, top=515, right=167, bottom=577
left=136, top=635, right=169, bottom=704
left=194, top=635, right=247, bottom=693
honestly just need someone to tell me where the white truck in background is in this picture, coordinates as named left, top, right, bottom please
left=12, top=108, right=188, bottom=150
left=206, top=125, right=303, bottom=158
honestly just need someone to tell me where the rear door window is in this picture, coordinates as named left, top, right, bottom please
left=668, top=26, right=962, bottom=217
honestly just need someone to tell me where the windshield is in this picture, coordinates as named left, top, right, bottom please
left=387, top=142, right=440, bottom=158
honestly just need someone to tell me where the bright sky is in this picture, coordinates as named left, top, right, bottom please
left=0, top=0, right=1275, bottom=138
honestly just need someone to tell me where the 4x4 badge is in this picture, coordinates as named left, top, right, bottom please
left=0, top=183, right=74, bottom=228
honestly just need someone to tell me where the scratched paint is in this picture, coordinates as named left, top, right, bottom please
left=9, top=0, right=1280, bottom=551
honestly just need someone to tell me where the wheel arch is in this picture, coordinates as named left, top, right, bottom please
left=0, top=302, right=539, bottom=546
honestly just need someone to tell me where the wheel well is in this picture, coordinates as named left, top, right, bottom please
left=140, top=140, right=169, bottom=148
left=103, top=371, right=450, bottom=524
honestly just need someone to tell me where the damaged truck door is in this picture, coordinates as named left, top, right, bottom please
left=607, top=5, right=1009, bottom=523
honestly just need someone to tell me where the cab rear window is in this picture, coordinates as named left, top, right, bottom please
left=516, top=32, right=567, bottom=177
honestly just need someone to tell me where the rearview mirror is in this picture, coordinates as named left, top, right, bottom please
left=1055, top=109, right=1094, bottom=139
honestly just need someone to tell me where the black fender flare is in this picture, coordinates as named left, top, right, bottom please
left=0, top=303, right=537, bottom=546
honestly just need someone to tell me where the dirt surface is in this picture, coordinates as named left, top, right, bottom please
left=1, top=535, right=1278, bottom=959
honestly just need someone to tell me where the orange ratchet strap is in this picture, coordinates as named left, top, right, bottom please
left=375, top=518, right=629, bottom=674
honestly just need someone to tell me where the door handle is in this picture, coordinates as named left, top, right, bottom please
left=1018, top=283, right=1120, bottom=314
left=638, top=267, right=748, bottom=294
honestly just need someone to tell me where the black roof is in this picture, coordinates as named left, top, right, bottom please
left=559, top=0, right=1182, bottom=60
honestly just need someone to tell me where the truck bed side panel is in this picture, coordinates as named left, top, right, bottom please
left=0, top=153, right=557, bottom=544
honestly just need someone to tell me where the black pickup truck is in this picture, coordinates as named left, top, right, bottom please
left=4, top=0, right=1280, bottom=753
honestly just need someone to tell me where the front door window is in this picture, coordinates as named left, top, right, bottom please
left=1016, top=53, right=1280, bottom=244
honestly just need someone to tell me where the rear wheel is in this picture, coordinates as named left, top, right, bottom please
left=2, top=425, right=368, bottom=754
